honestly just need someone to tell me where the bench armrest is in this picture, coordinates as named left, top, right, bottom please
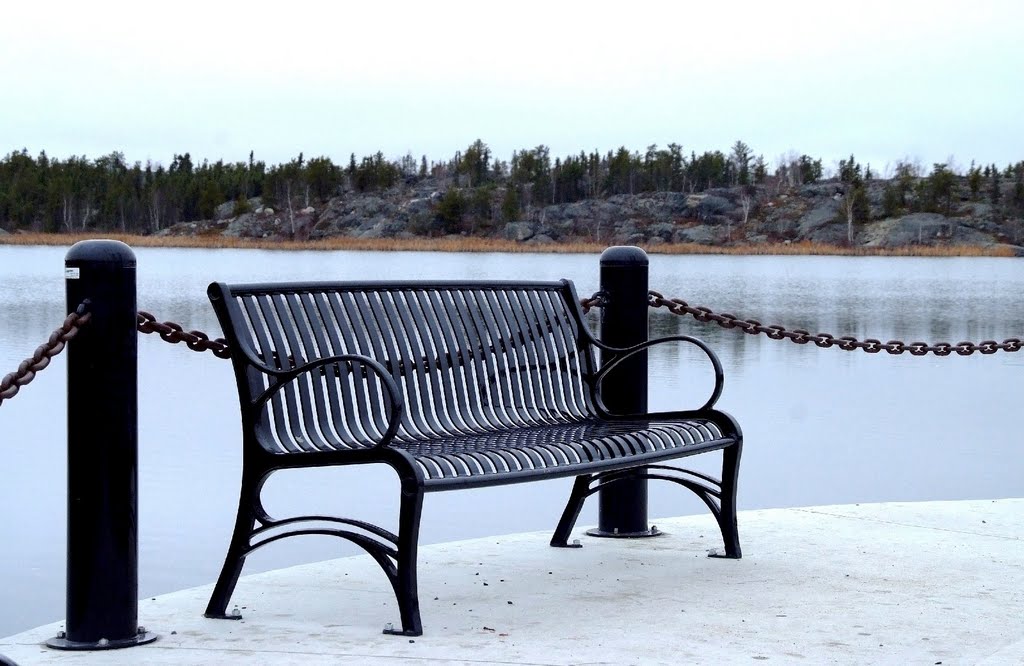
left=589, top=335, right=724, bottom=415
left=253, top=354, right=404, bottom=449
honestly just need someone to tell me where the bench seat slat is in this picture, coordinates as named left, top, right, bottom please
left=394, top=418, right=730, bottom=488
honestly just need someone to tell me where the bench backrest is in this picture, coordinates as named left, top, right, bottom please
left=208, top=280, right=598, bottom=453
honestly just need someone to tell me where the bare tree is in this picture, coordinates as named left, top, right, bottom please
left=61, top=193, right=75, bottom=232
left=843, top=190, right=856, bottom=244
left=739, top=185, right=755, bottom=226
left=841, top=183, right=868, bottom=245
left=148, top=189, right=162, bottom=232
left=775, top=150, right=802, bottom=191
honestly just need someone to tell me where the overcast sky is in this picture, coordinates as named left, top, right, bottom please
left=3, top=0, right=1021, bottom=175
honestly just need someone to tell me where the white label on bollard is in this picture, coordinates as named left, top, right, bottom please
left=65, top=267, right=80, bottom=279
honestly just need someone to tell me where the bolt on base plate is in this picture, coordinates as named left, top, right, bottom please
left=585, top=525, right=663, bottom=539
left=45, top=628, right=158, bottom=651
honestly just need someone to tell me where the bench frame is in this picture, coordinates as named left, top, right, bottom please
left=204, top=279, right=742, bottom=636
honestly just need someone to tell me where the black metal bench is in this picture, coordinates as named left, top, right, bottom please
left=204, top=279, right=742, bottom=636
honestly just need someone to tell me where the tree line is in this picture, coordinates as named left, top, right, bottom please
left=1, top=140, right=1022, bottom=235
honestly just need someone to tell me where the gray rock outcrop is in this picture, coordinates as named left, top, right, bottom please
left=149, top=175, right=1024, bottom=252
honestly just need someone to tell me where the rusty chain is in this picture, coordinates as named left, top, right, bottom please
left=1, top=307, right=229, bottom=408
left=136, top=312, right=231, bottom=358
left=648, top=290, right=1023, bottom=357
left=579, top=291, right=608, bottom=315
left=6, top=285, right=1015, bottom=409
left=0, top=302, right=92, bottom=406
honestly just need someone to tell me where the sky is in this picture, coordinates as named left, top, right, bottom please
left=3, top=0, right=1022, bottom=175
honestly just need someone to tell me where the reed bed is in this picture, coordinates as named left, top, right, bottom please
left=0, top=232, right=1015, bottom=257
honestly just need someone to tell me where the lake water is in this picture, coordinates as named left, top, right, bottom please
left=1, top=244, right=1023, bottom=637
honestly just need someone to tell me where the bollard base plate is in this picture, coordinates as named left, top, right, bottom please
left=586, top=525, right=663, bottom=539
left=46, top=630, right=157, bottom=651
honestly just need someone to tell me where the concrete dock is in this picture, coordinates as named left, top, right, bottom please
left=2, top=499, right=1022, bottom=665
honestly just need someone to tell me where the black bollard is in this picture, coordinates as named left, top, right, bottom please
left=587, top=246, right=660, bottom=538
left=46, top=240, right=156, bottom=650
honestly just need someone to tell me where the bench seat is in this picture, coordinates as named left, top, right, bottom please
left=396, top=416, right=731, bottom=487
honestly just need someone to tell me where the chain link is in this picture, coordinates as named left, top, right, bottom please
left=136, top=312, right=232, bottom=358
left=0, top=303, right=92, bottom=406
left=579, top=291, right=608, bottom=315
left=648, top=290, right=1023, bottom=357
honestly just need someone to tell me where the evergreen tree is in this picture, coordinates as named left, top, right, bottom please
left=837, top=154, right=862, bottom=183
left=882, top=182, right=903, bottom=218
left=305, top=156, right=342, bottom=201
left=435, top=189, right=466, bottom=233
left=926, top=163, right=956, bottom=215
left=460, top=139, right=491, bottom=187
left=798, top=155, right=822, bottom=184
left=500, top=186, right=519, bottom=222
left=729, top=140, right=752, bottom=186
left=967, top=161, right=982, bottom=201
left=1013, top=170, right=1024, bottom=210
left=753, top=155, right=768, bottom=184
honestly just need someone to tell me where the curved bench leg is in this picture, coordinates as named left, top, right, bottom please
left=710, top=442, right=742, bottom=559
left=384, top=484, right=425, bottom=636
left=550, top=475, right=590, bottom=547
left=205, top=477, right=259, bottom=619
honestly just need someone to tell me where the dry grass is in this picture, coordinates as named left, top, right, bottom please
left=0, top=232, right=1015, bottom=257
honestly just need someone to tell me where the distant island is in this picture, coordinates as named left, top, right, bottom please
left=2, top=141, right=1022, bottom=256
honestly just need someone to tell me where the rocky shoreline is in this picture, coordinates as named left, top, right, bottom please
left=155, top=179, right=1024, bottom=256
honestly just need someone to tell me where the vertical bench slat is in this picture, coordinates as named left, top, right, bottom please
left=449, top=289, right=509, bottom=431
left=317, top=291, right=370, bottom=447
left=467, top=289, right=522, bottom=429
left=500, top=290, right=561, bottom=425
left=391, top=289, right=453, bottom=440
left=533, top=290, right=578, bottom=420
left=487, top=286, right=552, bottom=428
left=304, top=292, right=360, bottom=449
left=440, top=286, right=503, bottom=432
left=543, top=289, right=593, bottom=418
left=370, top=290, right=427, bottom=440
left=519, top=290, right=577, bottom=422
left=327, top=290, right=386, bottom=446
left=420, top=290, right=480, bottom=434
left=504, top=290, right=559, bottom=424
left=528, top=288, right=582, bottom=420
left=481, top=290, right=539, bottom=426
left=413, top=290, right=470, bottom=436
left=242, top=295, right=300, bottom=454
left=293, top=292, right=339, bottom=450
left=225, top=294, right=273, bottom=433
left=538, top=290, right=592, bottom=421
left=275, top=292, right=330, bottom=453
left=279, top=293, right=334, bottom=453
left=437, top=290, right=500, bottom=433
left=266, top=293, right=316, bottom=453
left=336, top=290, right=393, bottom=443
left=394, top=289, right=451, bottom=440
left=409, top=286, right=466, bottom=432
